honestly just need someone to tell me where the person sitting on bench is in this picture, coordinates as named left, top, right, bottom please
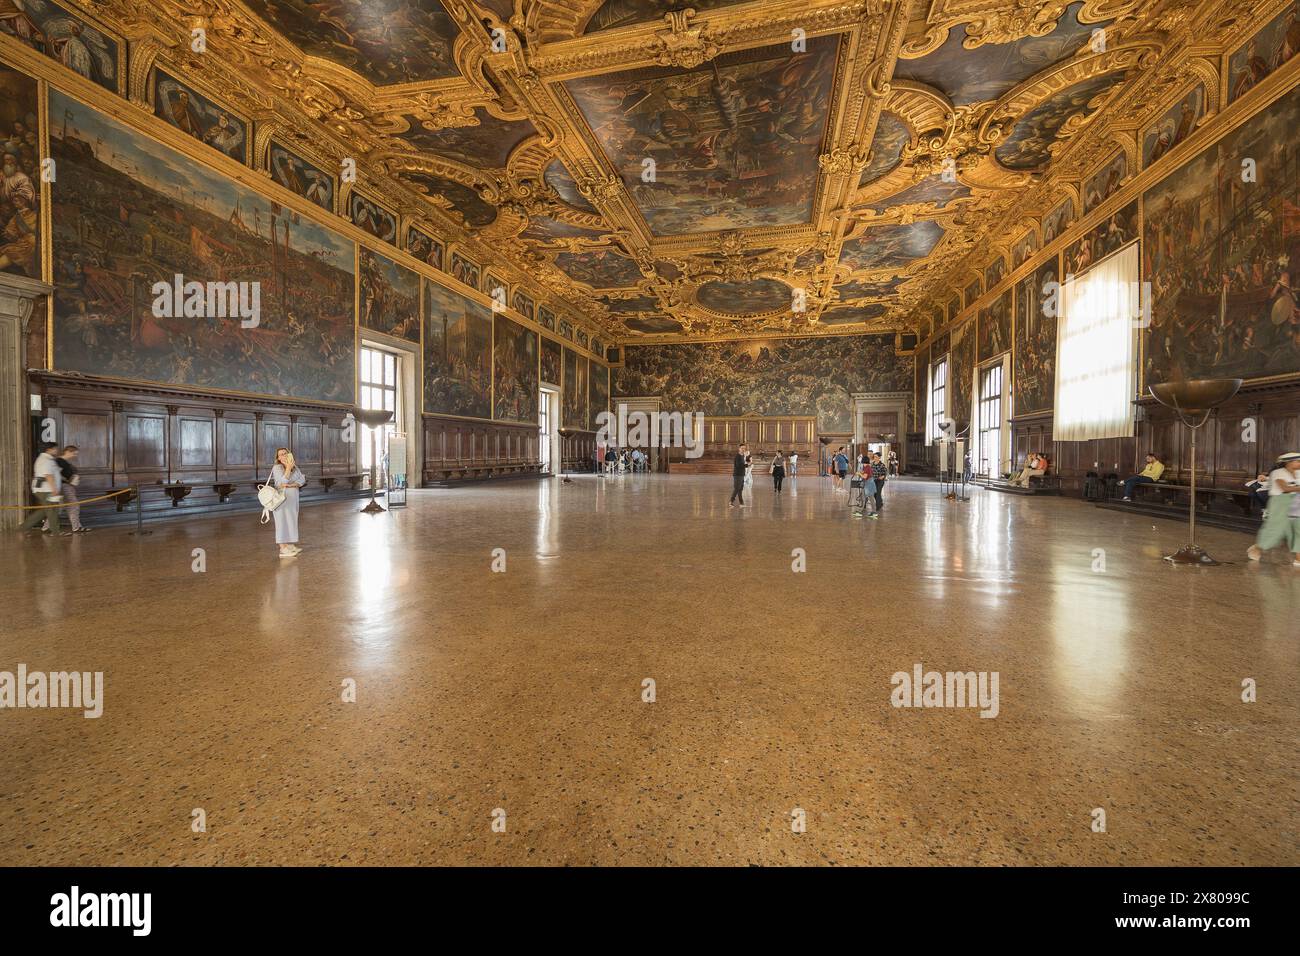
left=1013, top=452, right=1046, bottom=488
left=1121, top=453, right=1165, bottom=500
left=1246, top=473, right=1270, bottom=512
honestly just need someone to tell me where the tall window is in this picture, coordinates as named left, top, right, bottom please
left=538, top=388, right=552, bottom=471
left=360, top=347, right=398, bottom=478
left=977, top=363, right=1003, bottom=477
left=1054, top=243, right=1139, bottom=441
left=928, top=358, right=947, bottom=444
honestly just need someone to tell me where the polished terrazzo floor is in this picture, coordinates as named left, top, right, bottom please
left=1, top=474, right=1296, bottom=866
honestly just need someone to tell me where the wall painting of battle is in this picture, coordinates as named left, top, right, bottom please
left=493, top=313, right=538, bottom=423
left=359, top=247, right=420, bottom=343
left=1014, top=260, right=1059, bottom=415
left=978, top=289, right=1011, bottom=362
left=0, top=61, right=40, bottom=279
left=563, top=347, right=588, bottom=429
left=1143, top=85, right=1300, bottom=383
left=50, top=92, right=354, bottom=403
left=541, top=335, right=562, bottom=386
left=588, top=361, right=609, bottom=431
left=423, top=277, right=491, bottom=419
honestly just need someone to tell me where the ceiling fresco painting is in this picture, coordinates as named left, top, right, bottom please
left=554, top=248, right=644, bottom=288
left=38, top=0, right=1256, bottom=345
left=395, top=108, right=537, bottom=170
left=696, top=278, right=791, bottom=314
left=237, top=0, right=462, bottom=86
left=564, top=35, right=840, bottom=235
left=994, top=72, right=1128, bottom=171
left=859, top=112, right=910, bottom=187
left=582, top=0, right=744, bottom=34
left=859, top=176, right=972, bottom=215
left=893, top=3, right=1107, bottom=107
left=838, top=222, right=944, bottom=272
left=406, top=173, right=499, bottom=229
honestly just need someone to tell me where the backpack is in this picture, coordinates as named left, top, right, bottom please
left=257, top=468, right=286, bottom=524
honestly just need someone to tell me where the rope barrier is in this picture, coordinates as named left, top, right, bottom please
left=0, top=487, right=135, bottom=510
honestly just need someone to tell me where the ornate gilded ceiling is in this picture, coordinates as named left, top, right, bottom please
left=54, top=0, right=1258, bottom=343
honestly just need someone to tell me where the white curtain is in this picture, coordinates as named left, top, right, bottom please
left=924, top=362, right=934, bottom=446
left=1053, top=243, right=1138, bottom=442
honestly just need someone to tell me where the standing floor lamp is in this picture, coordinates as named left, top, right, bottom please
left=1147, top=378, right=1242, bottom=565
left=354, top=407, right=394, bottom=514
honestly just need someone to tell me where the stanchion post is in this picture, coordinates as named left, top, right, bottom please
left=129, top=483, right=151, bottom=536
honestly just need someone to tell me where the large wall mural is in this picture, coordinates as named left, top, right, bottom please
left=565, top=35, right=839, bottom=235
left=541, top=335, right=562, bottom=385
left=1014, top=260, right=1059, bottom=415
left=563, top=347, right=588, bottom=429
left=49, top=92, right=355, bottom=402
left=360, top=247, right=420, bottom=342
left=588, top=361, right=609, bottom=431
left=978, top=289, right=1011, bottom=362
left=949, top=323, right=975, bottom=427
left=615, top=334, right=912, bottom=433
left=492, top=314, right=539, bottom=423
left=1143, top=84, right=1300, bottom=383
left=423, top=277, right=492, bottom=419
left=0, top=61, right=39, bottom=279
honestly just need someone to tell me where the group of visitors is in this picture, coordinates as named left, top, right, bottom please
left=1013, top=451, right=1051, bottom=488
left=599, top=446, right=648, bottom=474
left=18, top=442, right=89, bottom=536
left=727, top=445, right=802, bottom=506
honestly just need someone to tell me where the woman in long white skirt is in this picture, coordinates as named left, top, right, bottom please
left=270, top=447, right=305, bottom=557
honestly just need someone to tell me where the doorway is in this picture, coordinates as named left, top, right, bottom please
left=359, top=342, right=417, bottom=488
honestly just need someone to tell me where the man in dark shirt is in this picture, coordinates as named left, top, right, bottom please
left=729, top=442, right=747, bottom=508
left=870, top=452, right=887, bottom=511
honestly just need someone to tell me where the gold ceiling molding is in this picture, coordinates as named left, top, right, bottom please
left=27, top=0, right=1280, bottom=345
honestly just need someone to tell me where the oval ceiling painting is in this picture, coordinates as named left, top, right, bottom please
left=696, top=278, right=791, bottom=314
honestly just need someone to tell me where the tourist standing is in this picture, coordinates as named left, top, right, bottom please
left=743, top=446, right=754, bottom=492
left=57, top=445, right=89, bottom=533
left=871, top=452, right=888, bottom=510
left=729, top=443, right=747, bottom=508
left=833, top=447, right=849, bottom=491
left=770, top=451, right=786, bottom=494
left=270, top=447, right=305, bottom=557
left=788, top=451, right=798, bottom=478
left=1247, top=452, right=1300, bottom=566
left=19, top=442, right=67, bottom=536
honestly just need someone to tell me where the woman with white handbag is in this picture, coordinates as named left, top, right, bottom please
left=262, top=447, right=305, bottom=557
